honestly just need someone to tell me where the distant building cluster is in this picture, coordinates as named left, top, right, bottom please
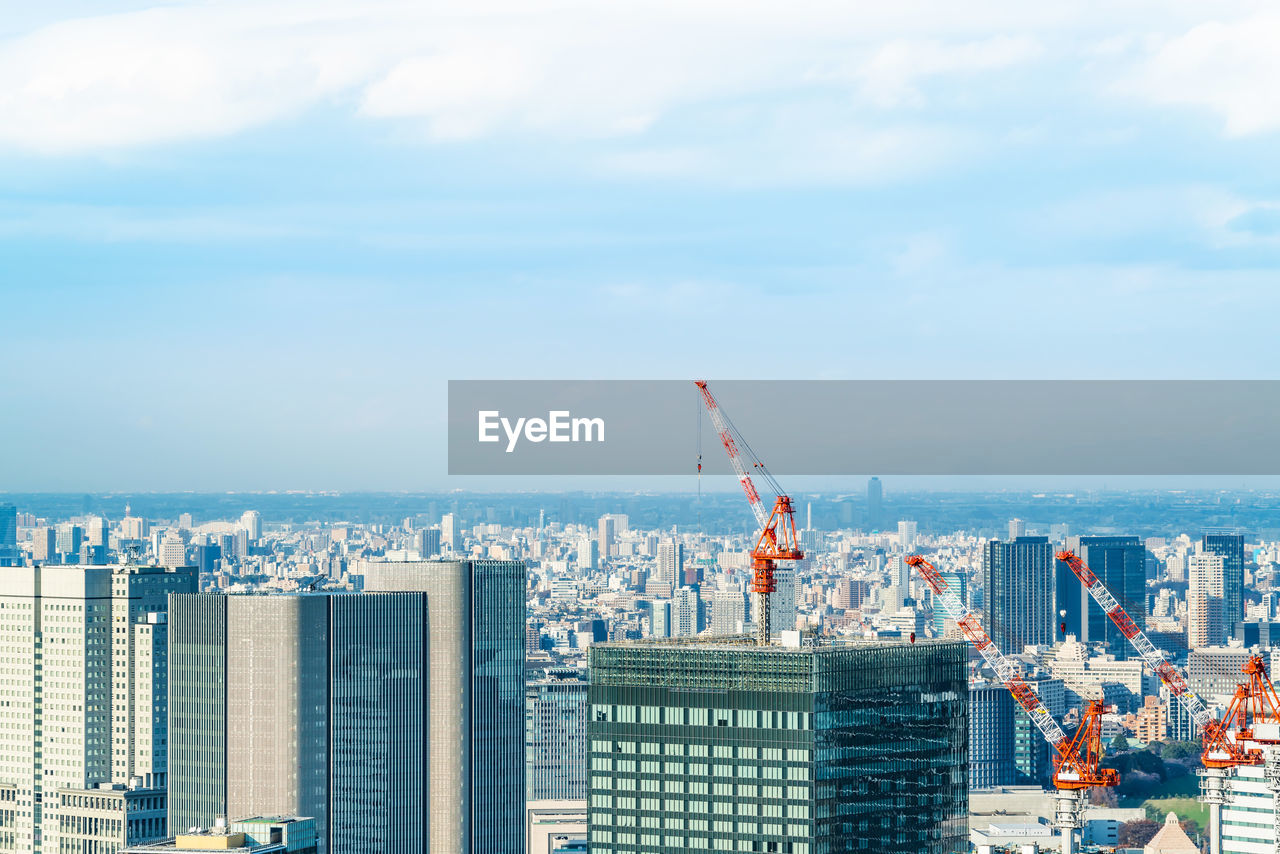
left=2, top=484, right=1280, bottom=852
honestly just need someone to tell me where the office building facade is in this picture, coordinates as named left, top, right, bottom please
left=1203, top=533, right=1246, bottom=633
left=528, top=669, right=590, bottom=801
left=983, top=536, right=1055, bottom=653
left=969, top=680, right=1015, bottom=789
left=587, top=639, right=967, bottom=854
left=172, top=591, right=436, bottom=853
left=1057, top=536, right=1145, bottom=658
left=360, top=558, right=526, bottom=854
left=0, top=563, right=195, bottom=853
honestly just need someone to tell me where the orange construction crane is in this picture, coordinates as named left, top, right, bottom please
left=907, top=554, right=1116, bottom=853
left=1057, top=548, right=1280, bottom=853
left=695, top=381, right=802, bottom=645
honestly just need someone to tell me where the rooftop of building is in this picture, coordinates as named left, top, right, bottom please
left=589, top=635, right=967, bottom=692
left=591, top=633, right=962, bottom=654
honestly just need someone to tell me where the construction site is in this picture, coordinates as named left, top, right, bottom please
left=690, top=380, right=1280, bottom=854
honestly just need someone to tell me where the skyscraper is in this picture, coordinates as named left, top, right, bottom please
left=597, top=515, right=617, bottom=561
left=710, top=586, right=747, bottom=635
left=1203, top=533, right=1246, bottom=632
left=671, top=586, right=702, bottom=636
left=983, top=536, right=1055, bottom=653
left=767, top=566, right=798, bottom=634
left=527, top=668, right=589, bottom=801
left=1057, top=536, right=1145, bottom=657
left=655, top=541, right=683, bottom=586
left=0, top=503, right=16, bottom=565
left=240, top=509, right=262, bottom=541
left=363, top=559, right=526, bottom=854
left=441, top=513, right=459, bottom=553
left=898, top=519, right=918, bottom=550
left=0, top=563, right=196, bottom=853
left=867, top=477, right=883, bottom=530
left=1188, top=553, right=1226, bottom=647
left=170, top=590, right=434, bottom=854
left=587, top=639, right=968, bottom=854
left=969, top=680, right=1015, bottom=789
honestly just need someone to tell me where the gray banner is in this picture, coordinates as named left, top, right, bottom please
left=448, top=380, right=1280, bottom=475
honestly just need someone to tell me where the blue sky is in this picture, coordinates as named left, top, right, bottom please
left=4, top=1, right=1280, bottom=491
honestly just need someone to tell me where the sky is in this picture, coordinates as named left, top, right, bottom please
left=4, top=1, right=1280, bottom=491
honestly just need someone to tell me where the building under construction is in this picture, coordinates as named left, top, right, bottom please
left=586, top=637, right=968, bottom=854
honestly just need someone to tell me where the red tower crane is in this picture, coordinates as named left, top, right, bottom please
left=695, top=381, right=803, bottom=645
left=907, top=554, right=1117, bottom=854
left=1056, top=548, right=1280, bottom=853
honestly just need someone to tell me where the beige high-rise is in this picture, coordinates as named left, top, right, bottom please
left=0, top=564, right=195, bottom=853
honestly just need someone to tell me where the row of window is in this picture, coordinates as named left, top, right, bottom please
left=591, top=759, right=810, bottom=782
left=591, top=741, right=806, bottom=761
left=591, top=801, right=810, bottom=820
left=589, top=829, right=808, bottom=852
left=589, top=790, right=809, bottom=811
left=594, top=705, right=809, bottom=729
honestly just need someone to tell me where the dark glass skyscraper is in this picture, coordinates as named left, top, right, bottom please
left=1203, top=533, right=1246, bottom=631
left=1056, top=536, right=1145, bottom=658
left=329, top=593, right=429, bottom=853
left=866, top=477, right=883, bottom=531
left=587, top=639, right=967, bottom=854
left=0, top=503, right=17, bottom=565
left=969, top=681, right=1014, bottom=789
left=983, top=536, right=1055, bottom=653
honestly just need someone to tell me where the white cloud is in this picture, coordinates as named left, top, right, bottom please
left=854, top=36, right=1042, bottom=108
left=0, top=0, right=1069, bottom=156
left=1119, top=10, right=1280, bottom=136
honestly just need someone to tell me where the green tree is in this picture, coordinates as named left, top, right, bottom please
left=1117, top=818, right=1160, bottom=847
left=1111, top=732, right=1131, bottom=752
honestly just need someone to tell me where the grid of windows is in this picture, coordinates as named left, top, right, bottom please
left=588, top=641, right=967, bottom=854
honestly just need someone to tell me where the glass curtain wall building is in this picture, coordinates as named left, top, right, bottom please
left=587, top=639, right=967, bottom=854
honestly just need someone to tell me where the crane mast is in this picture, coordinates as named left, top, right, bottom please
left=695, top=381, right=802, bottom=645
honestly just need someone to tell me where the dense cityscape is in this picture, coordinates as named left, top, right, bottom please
left=0, top=484, right=1277, bottom=852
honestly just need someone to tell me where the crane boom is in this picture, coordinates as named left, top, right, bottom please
left=695, top=381, right=802, bottom=645
left=1056, top=549, right=1213, bottom=729
left=907, top=555, right=1067, bottom=746
left=908, top=553, right=1116, bottom=854
left=695, top=381, right=768, bottom=529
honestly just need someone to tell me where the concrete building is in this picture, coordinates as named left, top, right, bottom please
left=527, top=800, right=587, bottom=854
left=240, top=510, right=262, bottom=541
left=359, top=558, right=526, bottom=854
left=1203, top=533, right=1246, bottom=633
left=710, top=587, right=747, bottom=635
left=0, top=563, right=196, bottom=853
left=171, top=559, right=524, bottom=854
left=766, top=566, right=797, bottom=634
left=122, top=816, right=318, bottom=854
left=528, top=669, right=589, bottom=801
left=1189, top=552, right=1227, bottom=647
left=598, top=516, right=618, bottom=560
left=672, top=586, right=702, bottom=637
left=586, top=638, right=968, bottom=854
left=655, top=542, right=683, bottom=587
